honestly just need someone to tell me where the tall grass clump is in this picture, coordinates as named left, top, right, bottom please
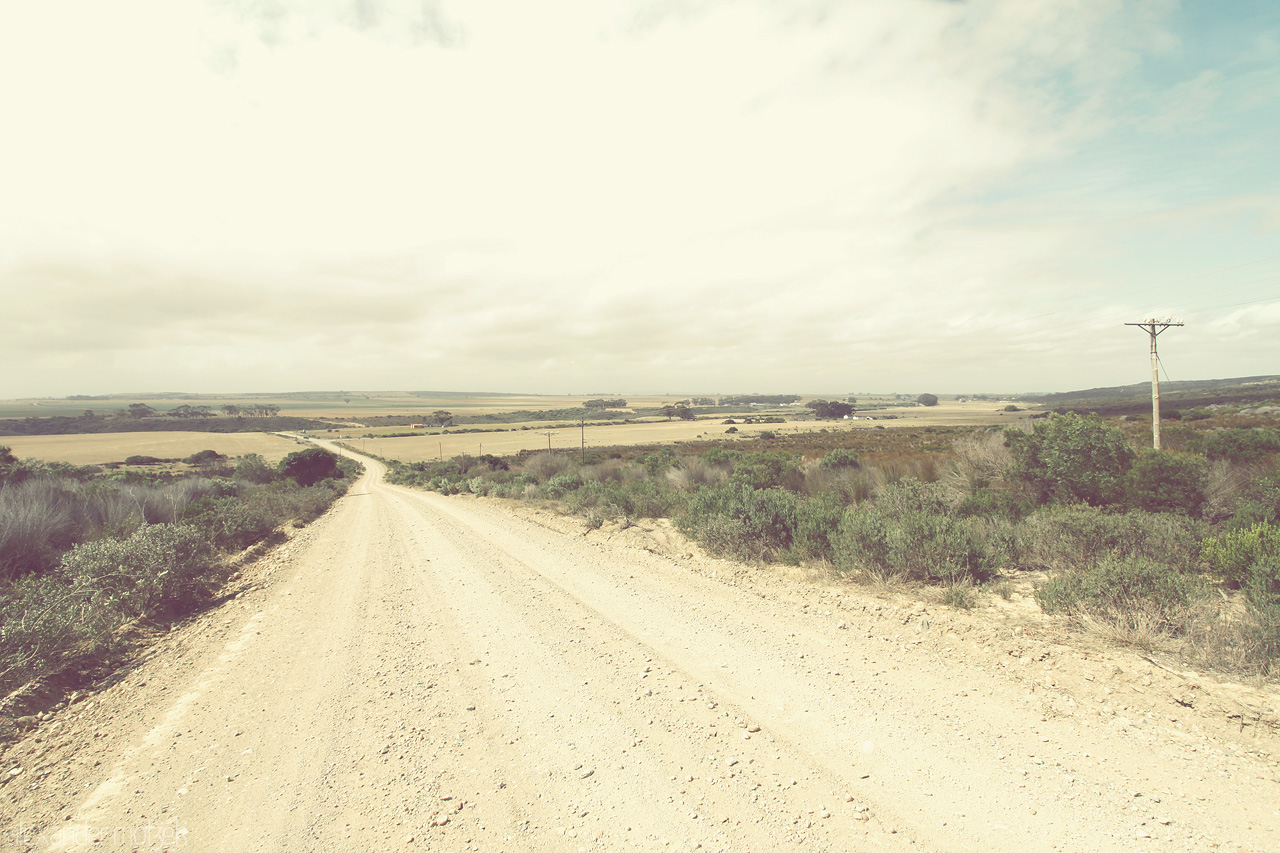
left=1035, top=555, right=1207, bottom=638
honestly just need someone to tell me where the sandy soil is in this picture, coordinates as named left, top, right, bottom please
left=3, top=444, right=1277, bottom=851
left=1, top=433, right=305, bottom=466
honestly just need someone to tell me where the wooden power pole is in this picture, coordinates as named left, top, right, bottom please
left=1124, top=317, right=1183, bottom=451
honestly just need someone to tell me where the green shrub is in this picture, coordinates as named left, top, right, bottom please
left=1193, top=427, right=1280, bottom=464
left=700, top=447, right=742, bottom=467
left=691, top=515, right=758, bottom=561
left=234, top=453, right=277, bottom=484
left=0, top=524, right=221, bottom=697
left=677, top=484, right=799, bottom=559
left=832, top=501, right=998, bottom=583
left=818, top=449, right=861, bottom=471
left=0, top=445, right=24, bottom=486
left=1125, top=451, right=1207, bottom=514
left=638, top=449, right=677, bottom=477
left=544, top=472, right=584, bottom=499
left=874, top=478, right=949, bottom=516
left=1201, top=523, right=1280, bottom=588
left=1019, top=505, right=1199, bottom=572
left=728, top=453, right=803, bottom=491
left=1225, top=474, right=1280, bottom=531
left=278, top=448, right=339, bottom=486
left=955, top=488, right=1032, bottom=521
left=791, top=494, right=845, bottom=560
left=1035, top=554, right=1206, bottom=634
left=1005, top=413, right=1135, bottom=506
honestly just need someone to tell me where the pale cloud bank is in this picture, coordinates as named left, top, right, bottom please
left=1, top=0, right=1277, bottom=397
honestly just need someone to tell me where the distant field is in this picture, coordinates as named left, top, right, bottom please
left=2, top=432, right=305, bottom=465
left=356, top=401, right=1033, bottom=463
left=0, top=392, right=1033, bottom=421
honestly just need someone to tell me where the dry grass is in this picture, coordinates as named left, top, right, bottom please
left=2, top=432, right=302, bottom=466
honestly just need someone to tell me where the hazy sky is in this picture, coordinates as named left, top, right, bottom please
left=2, top=0, right=1277, bottom=398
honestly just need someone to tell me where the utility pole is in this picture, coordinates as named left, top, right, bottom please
left=1125, top=317, right=1183, bottom=451
left=544, top=431, right=555, bottom=453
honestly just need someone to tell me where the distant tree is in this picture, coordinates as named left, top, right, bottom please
left=222, top=404, right=241, bottom=417
left=0, top=446, right=20, bottom=485
left=128, top=403, right=156, bottom=419
left=691, top=397, right=714, bottom=406
left=193, top=405, right=214, bottom=418
left=1003, top=404, right=1020, bottom=412
left=659, top=405, right=677, bottom=421
left=432, top=410, right=454, bottom=427
left=718, top=394, right=802, bottom=407
left=806, top=399, right=853, bottom=419
left=916, top=394, right=939, bottom=407
left=278, top=448, right=339, bottom=486
left=167, top=405, right=194, bottom=419
left=845, top=397, right=858, bottom=405
left=676, top=406, right=695, bottom=421
left=583, top=398, right=626, bottom=409
left=183, top=449, right=227, bottom=466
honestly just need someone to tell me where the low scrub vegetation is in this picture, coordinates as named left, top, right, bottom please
left=390, top=409, right=1280, bottom=677
left=0, top=445, right=357, bottom=701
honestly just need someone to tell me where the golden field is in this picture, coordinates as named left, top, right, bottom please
left=2, top=432, right=305, bottom=465
left=349, top=400, right=1035, bottom=463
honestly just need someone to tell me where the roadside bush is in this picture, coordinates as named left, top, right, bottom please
left=1125, top=451, right=1207, bottom=515
left=790, top=494, right=846, bottom=561
left=1201, top=523, right=1280, bottom=588
left=58, top=523, right=219, bottom=618
left=1005, top=413, right=1134, bottom=506
left=677, top=484, right=799, bottom=559
left=1193, top=427, right=1280, bottom=464
left=0, top=524, right=221, bottom=697
left=278, top=448, right=340, bottom=486
left=1035, top=554, right=1206, bottom=635
left=1019, top=505, right=1200, bottom=572
left=832, top=498, right=998, bottom=584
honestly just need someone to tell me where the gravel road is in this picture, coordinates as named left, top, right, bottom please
left=3, top=449, right=1279, bottom=851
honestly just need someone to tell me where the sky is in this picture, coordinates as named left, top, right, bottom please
left=1, top=0, right=1277, bottom=399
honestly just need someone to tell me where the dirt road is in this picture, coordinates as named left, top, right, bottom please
left=3, top=450, right=1279, bottom=851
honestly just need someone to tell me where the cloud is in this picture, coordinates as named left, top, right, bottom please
left=1, top=0, right=1276, bottom=397
left=211, top=0, right=464, bottom=48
